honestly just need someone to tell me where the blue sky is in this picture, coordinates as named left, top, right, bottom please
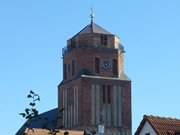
left=0, top=0, right=180, bottom=134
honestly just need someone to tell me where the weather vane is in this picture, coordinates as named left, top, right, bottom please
left=90, top=7, right=95, bottom=24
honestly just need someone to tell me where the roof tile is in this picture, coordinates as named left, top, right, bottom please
left=135, top=115, right=180, bottom=135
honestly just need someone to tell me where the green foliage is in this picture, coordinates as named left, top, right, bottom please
left=64, top=131, right=69, bottom=135
left=19, top=90, right=64, bottom=135
left=19, top=90, right=40, bottom=120
left=19, top=113, right=26, bottom=118
left=48, top=129, right=60, bottom=135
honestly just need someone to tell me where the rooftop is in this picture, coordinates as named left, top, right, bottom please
left=135, top=115, right=180, bottom=135
left=24, top=129, right=84, bottom=135
left=16, top=108, right=58, bottom=135
left=76, top=22, right=112, bottom=35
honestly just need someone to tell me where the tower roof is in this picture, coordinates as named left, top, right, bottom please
left=73, top=23, right=112, bottom=38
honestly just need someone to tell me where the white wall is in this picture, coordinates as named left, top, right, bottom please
left=139, top=121, right=157, bottom=135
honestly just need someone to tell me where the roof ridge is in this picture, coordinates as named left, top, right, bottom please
left=92, top=22, right=112, bottom=34
left=144, top=115, right=180, bottom=121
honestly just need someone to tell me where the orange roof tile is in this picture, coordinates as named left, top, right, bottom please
left=135, top=115, right=180, bottom=135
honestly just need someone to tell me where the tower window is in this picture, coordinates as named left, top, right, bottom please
left=101, top=35, right=108, bottom=46
left=68, top=64, right=70, bottom=76
left=107, top=85, right=111, bottom=103
left=70, top=39, right=76, bottom=49
left=102, top=85, right=106, bottom=103
left=95, top=57, right=100, bottom=73
left=64, top=64, right=67, bottom=79
left=113, top=59, right=118, bottom=76
left=72, top=60, right=75, bottom=76
left=102, top=85, right=111, bottom=104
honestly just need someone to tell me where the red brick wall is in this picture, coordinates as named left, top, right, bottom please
left=58, top=31, right=131, bottom=134
left=58, top=76, right=131, bottom=132
left=63, top=48, right=124, bottom=81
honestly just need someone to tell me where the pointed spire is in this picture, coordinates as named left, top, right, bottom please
left=90, top=8, right=95, bottom=24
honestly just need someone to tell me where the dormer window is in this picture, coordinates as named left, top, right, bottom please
left=101, top=35, right=108, bottom=46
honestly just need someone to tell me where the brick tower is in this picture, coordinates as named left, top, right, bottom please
left=57, top=18, right=131, bottom=135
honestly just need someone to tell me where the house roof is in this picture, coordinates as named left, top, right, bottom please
left=135, top=115, right=180, bottom=135
left=24, top=128, right=84, bottom=135
left=16, top=108, right=58, bottom=135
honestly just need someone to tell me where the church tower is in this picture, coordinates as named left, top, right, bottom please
left=57, top=17, right=131, bottom=135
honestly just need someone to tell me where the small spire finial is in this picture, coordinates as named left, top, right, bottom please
left=90, top=7, right=94, bottom=24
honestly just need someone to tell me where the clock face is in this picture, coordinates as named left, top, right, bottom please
left=102, top=60, right=112, bottom=70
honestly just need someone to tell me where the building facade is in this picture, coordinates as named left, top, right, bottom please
left=57, top=20, right=131, bottom=135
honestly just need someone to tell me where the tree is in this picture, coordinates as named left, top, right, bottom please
left=19, top=90, right=40, bottom=134
left=19, top=90, right=40, bottom=120
left=19, top=90, right=63, bottom=135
